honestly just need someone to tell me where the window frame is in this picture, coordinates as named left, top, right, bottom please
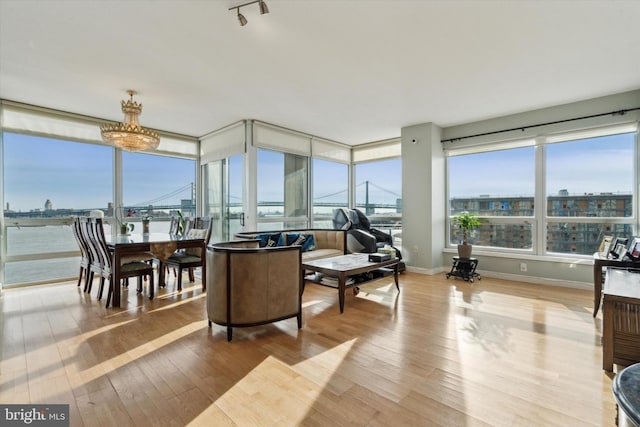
left=445, top=124, right=639, bottom=258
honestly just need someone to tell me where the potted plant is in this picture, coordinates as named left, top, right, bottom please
left=453, top=211, right=481, bottom=258
left=117, top=212, right=135, bottom=235
left=176, top=211, right=186, bottom=237
left=120, top=221, right=134, bottom=235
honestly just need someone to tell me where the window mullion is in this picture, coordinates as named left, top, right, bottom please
left=535, top=139, right=546, bottom=256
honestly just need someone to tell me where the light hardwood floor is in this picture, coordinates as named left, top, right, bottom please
left=0, top=271, right=617, bottom=426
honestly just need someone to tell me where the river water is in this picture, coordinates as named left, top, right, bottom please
left=4, top=221, right=168, bottom=286
left=4, top=218, right=402, bottom=286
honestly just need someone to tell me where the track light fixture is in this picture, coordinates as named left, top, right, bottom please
left=259, top=0, right=269, bottom=14
left=237, top=9, right=247, bottom=26
left=229, top=0, right=269, bottom=26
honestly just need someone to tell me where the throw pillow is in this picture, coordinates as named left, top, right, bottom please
left=286, top=232, right=316, bottom=252
left=255, top=232, right=282, bottom=248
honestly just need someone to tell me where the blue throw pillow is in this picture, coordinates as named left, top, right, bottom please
left=286, top=232, right=316, bottom=252
left=254, top=232, right=282, bottom=248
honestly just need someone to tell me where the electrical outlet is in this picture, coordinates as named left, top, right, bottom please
left=520, top=262, right=527, bottom=272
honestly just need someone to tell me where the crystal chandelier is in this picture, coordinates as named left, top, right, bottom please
left=100, top=90, right=160, bottom=151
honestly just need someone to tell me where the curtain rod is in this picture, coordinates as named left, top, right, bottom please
left=441, top=107, right=640, bottom=143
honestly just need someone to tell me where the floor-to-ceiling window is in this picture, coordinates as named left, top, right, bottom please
left=203, top=154, right=244, bottom=243
left=122, top=151, right=196, bottom=233
left=202, top=121, right=352, bottom=236
left=1, top=102, right=198, bottom=287
left=256, top=148, right=308, bottom=230
left=353, top=140, right=402, bottom=247
left=312, top=158, right=348, bottom=228
left=3, top=132, right=113, bottom=285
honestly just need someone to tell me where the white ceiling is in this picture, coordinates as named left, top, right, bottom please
left=1, top=0, right=639, bottom=146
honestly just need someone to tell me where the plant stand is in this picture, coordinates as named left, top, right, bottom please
left=446, top=256, right=481, bottom=283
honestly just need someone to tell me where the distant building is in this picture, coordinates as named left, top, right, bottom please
left=44, top=199, right=53, bottom=210
left=450, top=192, right=633, bottom=254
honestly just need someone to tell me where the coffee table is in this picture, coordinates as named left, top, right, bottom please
left=302, top=253, right=400, bottom=313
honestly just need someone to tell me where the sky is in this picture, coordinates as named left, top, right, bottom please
left=448, top=132, right=635, bottom=199
left=4, top=133, right=194, bottom=211
left=4, top=133, right=402, bottom=212
left=6, top=131, right=628, bottom=213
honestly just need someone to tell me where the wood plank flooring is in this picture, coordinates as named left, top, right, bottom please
left=0, top=271, right=618, bottom=426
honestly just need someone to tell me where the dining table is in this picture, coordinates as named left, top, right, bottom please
left=107, top=232, right=207, bottom=308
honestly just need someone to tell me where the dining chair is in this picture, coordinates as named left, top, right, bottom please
left=163, top=219, right=212, bottom=291
left=81, top=216, right=105, bottom=294
left=195, top=216, right=211, bottom=231
left=92, top=217, right=156, bottom=307
left=186, top=216, right=212, bottom=281
left=71, top=216, right=92, bottom=290
left=183, top=216, right=194, bottom=237
left=163, top=215, right=182, bottom=280
left=168, top=215, right=179, bottom=235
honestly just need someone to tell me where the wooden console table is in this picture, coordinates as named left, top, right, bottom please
left=593, top=253, right=640, bottom=317
left=603, top=268, right=640, bottom=371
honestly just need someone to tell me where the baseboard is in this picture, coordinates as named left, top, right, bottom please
left=406, top=266, right=591, bottom=290
left=474, top=270, right=591, bottom=290
left=405, top=265, right=446, bottom=275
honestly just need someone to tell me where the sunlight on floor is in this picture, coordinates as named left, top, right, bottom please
left=356, top=282, right=397, bottom=303
left=70, top=321, right=204, bottom=387
left=147, top=292, right=206, bottom=313
left=191, top=339, right=358, bottom=424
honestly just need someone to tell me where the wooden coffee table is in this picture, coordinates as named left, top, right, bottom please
left=302, top=253, right=400, bottom=313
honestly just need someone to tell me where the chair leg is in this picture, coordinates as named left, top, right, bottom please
left=149, top=272, right=155, bottom=300
left=97, top=276, right=106, bottom=300
left=177, top=267, right=183, bottom=291
left=77, top=267, right=83, bottom=287
left=188, top=268, right=195, bottom=282
left=84, top=271, right=94, bottom=293
left=105, top=278, right=113, bottom=308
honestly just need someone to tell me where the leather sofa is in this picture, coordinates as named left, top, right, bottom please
left=234, top=229, right=347, bottom=262
left=206, top=239, right=303, bottom=341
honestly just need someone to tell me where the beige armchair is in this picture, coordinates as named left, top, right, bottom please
left=206, top=240, right=303, bottom=341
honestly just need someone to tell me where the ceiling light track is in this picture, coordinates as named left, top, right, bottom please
left=229, top=0, right=269, bottom=26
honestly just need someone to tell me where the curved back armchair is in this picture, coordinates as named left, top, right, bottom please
left=206, top=240, right=303, bottom=341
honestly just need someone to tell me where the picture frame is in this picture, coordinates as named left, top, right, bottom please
left=615, top=242, right=628, bottom=259
left=610, top=237, right=629, bottom=259
left=627, top=236, right=640, bottom=260
left=599, top=235, right=613, bottom=257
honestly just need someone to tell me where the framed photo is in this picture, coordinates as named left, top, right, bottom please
left=610, top=237, right=629, bottom=259
left=627, top=236, right=640, bottom=260
left=599, top=235, right=613, bottom=257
